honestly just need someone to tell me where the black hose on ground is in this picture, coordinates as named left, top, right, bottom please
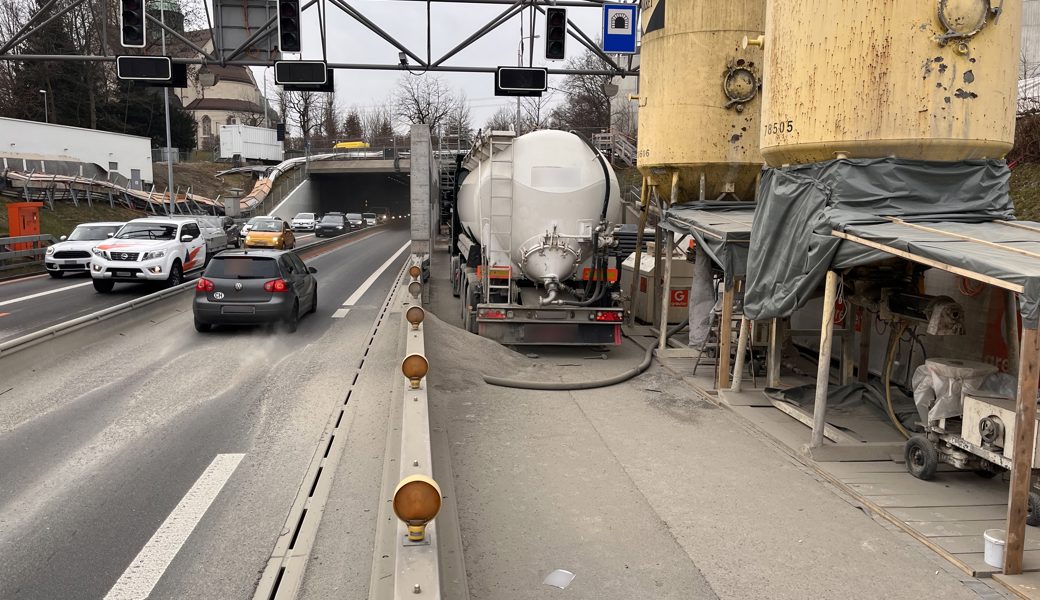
left=483, top=335, right=655, bottom=390
left=482, top=321, right=688, bottom=390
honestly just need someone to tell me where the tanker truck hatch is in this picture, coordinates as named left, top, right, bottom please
left=475, top=288, right=623, bottom=346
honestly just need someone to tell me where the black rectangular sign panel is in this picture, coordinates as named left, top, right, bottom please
left=274, top=60, right=327, bottom=85
left=495, top=67, right=547, bottom=97
left=281, top=67, right=334, bottom=92
left=116, top=55, right=172, bottom=81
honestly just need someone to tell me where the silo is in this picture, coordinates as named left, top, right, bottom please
left=636, top=0, right=766, bottom=201
left=759, top=0, right=1022, bottom=167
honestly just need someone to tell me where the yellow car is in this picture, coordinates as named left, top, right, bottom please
left=244, top=218, right=296, bottom=250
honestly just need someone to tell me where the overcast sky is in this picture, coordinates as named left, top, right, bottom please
left=241, top=0, right=615, bottom=131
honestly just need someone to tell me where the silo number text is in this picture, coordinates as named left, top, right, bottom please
left=765, top=121, right=794, bottom=135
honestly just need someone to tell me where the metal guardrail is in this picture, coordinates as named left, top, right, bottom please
left=0, top=234, right=56, bottom=271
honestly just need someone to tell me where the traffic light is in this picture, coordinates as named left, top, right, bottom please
left=277, top=0, right=302, bottom=53
left=545, top=7, right=566, bottom=60
left=119, top=0, right=146, bottom=48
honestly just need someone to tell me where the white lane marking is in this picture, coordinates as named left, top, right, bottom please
left=0, top=280, right=93, bottom=307
left=103, top=453, right=245, bottom=600
left=0, top=273, right=48, bottom=286
left=332, top=308, right=351, bottom=319
left=341, top=241, right=410, bottom=307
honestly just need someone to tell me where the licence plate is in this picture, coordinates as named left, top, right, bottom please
left=221, top=305, right=256, bottom=314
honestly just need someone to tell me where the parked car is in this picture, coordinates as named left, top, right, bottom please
left=363, top=212, right=377, bottom=227
left=291, top=212, right=317, bottom=231
left=244, top=217, right=295, bottom=250
left=196, top=216, right=236, bottom=250
left=193, top=249, right=318, bottom=333
left=45, top=221, right=124, bottom=278
left=346, top=212, right=365, bottom=229
left=315, top=214, right=347, bottom=237
left=90, top=217, right=208, bottom=292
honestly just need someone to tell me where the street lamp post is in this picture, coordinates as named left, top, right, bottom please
left=39, top=89, right=47, bottom=123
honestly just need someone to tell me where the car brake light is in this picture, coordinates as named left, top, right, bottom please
left=264, top=278, right=289, bottom=292
left=593, top=311, right=623, bottom=322
left=196, top=277, right=215, bottom=292
left=479, top=308, right=507, bottom=319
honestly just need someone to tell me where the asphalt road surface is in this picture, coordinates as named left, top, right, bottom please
left=0, top=230, right=378, bottom=344
left=0, top=225, right=410, bottom=599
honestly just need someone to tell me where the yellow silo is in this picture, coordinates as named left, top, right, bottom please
left=759, top=0, right=1021, bottom=167
left=636, top=0, right=766, bottom=201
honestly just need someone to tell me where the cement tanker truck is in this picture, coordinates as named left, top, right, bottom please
left=450, top=129, right=624, bottom=345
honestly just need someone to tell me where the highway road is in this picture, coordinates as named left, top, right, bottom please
left=0, top=231, right=349, bottom=344
left=0, top=225, right=410, bottom=599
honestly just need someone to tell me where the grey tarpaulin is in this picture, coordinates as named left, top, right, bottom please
left=766, top=382, right=919, bottom=432
left=741, top=158, right=1040, bottom=324
left=662, top=202, right=755, bottom=284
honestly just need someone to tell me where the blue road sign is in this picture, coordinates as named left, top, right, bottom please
left=602, top=3, right=638, bottom=54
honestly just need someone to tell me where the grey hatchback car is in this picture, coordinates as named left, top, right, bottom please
left=193, top=249, right=318, bottom=332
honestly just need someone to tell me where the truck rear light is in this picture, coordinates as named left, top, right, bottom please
left=592, top=311, right=623, bottom=322
left=479, top=308, right=507, bottom=319
left=264, top=278, right=289, bottom=292
left=196, top=277, right=215, bottom=292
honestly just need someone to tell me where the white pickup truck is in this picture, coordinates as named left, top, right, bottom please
left=89, top=217, right=211, bottom=293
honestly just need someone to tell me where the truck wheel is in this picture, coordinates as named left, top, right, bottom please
left=166, top=261, right=183, bottom=287
left=1029, top=492, right=1040, bottom=527
left=48, top=271, right=64, bottom=279
left=904, top=435, right=939, bottom=481
left=93, top=279, right=115, bottom=293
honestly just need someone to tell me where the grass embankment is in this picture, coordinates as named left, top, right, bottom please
left=150, top=162, right=254, bottom=201
left=1011, top=162, right=1040, bottom=222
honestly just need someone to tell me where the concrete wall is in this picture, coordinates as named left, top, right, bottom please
left=409, top=124, right=439, bottom=256
left=0, top=117, right=153, bottom=183
left=269, top=178, right=316, bottom=219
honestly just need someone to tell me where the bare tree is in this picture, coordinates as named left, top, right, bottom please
left=520, top=90, right=555, bottom=134
left=393, top=75, right=460, bottom=139
left=484, top=106, right=515, bottom=133
left=279, top=89, right=319, bottom=146
left=441, top=91, right=473, bottom=149
left=316, top=91, right=341, bottom=142
left=549, top=48, right=613, bottom=134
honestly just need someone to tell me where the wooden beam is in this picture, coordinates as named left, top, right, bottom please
left=731, top=317, right=750, bottom=392
left=1004, top=326, right=1040, bottom=575
left=832, top=230, right=1024, bottom=293
left=888, top=218, right=1040, bottom=261
left=767, top=318, right=782, bottom=388
left=718, top=285, right=734, bottom=390
left=770, top=397, right=862, bottom=444
left=811, top=271, right=840, bottom=448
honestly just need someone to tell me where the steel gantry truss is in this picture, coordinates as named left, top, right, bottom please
left=0, top=0, right=639, bottom=77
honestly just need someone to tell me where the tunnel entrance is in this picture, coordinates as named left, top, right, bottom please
left=309, top=172, right=411, bottom=217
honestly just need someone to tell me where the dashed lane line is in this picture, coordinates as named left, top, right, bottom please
left=0, top=281, right=94, bottom=308
left=103, top=453, right=245, bottom=600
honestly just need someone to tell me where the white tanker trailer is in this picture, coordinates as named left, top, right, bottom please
left=450, top=129, right=625, bottom=345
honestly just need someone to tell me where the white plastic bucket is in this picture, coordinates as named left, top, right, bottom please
left=984, top=529, right=1007, bottom=568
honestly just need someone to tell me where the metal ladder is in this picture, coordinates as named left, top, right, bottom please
left=484, top=135, right=514, bottom=303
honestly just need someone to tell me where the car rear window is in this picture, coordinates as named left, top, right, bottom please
left=346, top=213, right=362, bottom=220
left=205, top=256, right=280, bottom=279
left=320, top=215, right=344, bottom=223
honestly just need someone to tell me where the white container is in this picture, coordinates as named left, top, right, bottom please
left=621, top=249, right=694, bottom=325
left=456, top=130, right=621, bottom=283
left=219, top=124, right=283, bottom=161
left=984, top=529, right=1006, bottom=568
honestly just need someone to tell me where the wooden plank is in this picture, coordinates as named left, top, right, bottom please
left=964, top=551, right=1040, bottom=577
left=811, top=271, right=840, bottom=448
left=866, top=492, right=1013, bottom=508
left=808, top=443, right=903, bottom=462
left=889, top=505, right=1011, bottom=523
left=832, top=230, right=1024, bottom=292
left=889, top=217, right=1040, bottom=261
left=825, top=461, right=918, bottom=475
left=841, top=308, right=855, bottom=384
left=907, top=519, right=1010, bottom=538
left=838, top=470, right=961, bottom=484
left=769, top=397, right=861, bottom=444
left=993, top=571, right=1040, bottom=599
left=1007, top=327, right=1040, bottom=574
left=718, top=285, right=734, bottom=390
left=718, top=388, right=772, bottom=407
